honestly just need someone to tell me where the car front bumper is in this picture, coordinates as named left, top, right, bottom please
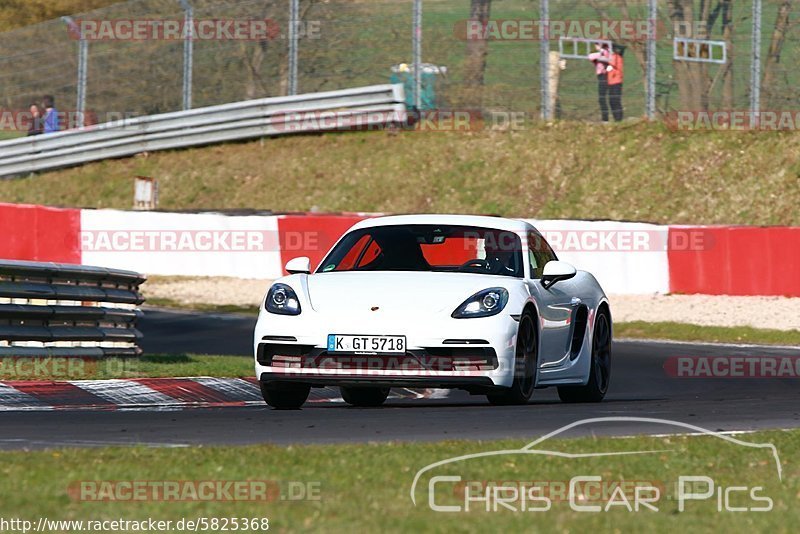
left=253, top=310, right=520, bottom=389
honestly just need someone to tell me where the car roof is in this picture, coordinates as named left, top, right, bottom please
left=350, top=214, right=535, bottom=233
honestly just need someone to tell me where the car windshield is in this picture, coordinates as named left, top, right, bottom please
left=317, top=224, right=523, bottom=277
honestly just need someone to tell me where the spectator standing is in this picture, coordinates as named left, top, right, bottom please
left=42, top=95, right=59, bottom=133
left=588, top=43, right=611, bottom=122
left=607, top=45, right=625, bottom=122
left=26, top=103, right=43, bottom=136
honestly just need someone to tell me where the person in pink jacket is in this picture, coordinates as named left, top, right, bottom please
left=588, top=43, right=611, bottom=122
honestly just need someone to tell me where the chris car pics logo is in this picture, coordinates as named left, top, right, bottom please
left=410, top=417, right=781, bottom=513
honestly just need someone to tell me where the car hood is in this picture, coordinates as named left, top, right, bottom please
left=304, top=271, right=520, bottom=316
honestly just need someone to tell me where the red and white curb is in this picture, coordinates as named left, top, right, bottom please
left=0, top=378, right=436, bottom=411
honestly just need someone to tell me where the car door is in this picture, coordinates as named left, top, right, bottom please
left=525, top=232, right=577, bottom=366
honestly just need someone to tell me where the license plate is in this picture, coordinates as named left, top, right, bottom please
left=327, top=334, right=406, bottom=354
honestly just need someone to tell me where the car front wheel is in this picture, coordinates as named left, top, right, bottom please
left=487, top=312, right=537, bottom=406
left=340, top=386, right=390, bottom=407
left=260, top=381, right=310, bottom=409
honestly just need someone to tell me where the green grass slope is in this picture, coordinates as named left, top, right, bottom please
left=1, top=121, right=797, bottom=225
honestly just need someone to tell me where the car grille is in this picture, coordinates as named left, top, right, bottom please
left=257, top=343, right=497, bottom=372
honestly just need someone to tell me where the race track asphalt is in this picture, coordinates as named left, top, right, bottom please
left=0, top=308, right=797, bottom=449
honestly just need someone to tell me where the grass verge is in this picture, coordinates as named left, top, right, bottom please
left=0, top=429, right=796, bottom=531
left=0, top=354, right=253, bottom=381
left=616, top=321, right=800, bottom=346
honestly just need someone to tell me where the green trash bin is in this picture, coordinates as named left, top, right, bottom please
left=390, top=63, right=446, bottom=111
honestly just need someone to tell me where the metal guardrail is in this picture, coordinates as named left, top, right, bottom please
left=0, top=84, right=406, bottom=178
left=0, top=260, right=146, bottom=358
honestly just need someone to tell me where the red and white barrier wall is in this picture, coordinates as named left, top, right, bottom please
left=80, top=209, right=282, bottom=279
left=525, top=219, right=671, bottom=295
left=1, top=202, right=798, bottom=296
left=0, top=203, right=81, bottom=264
left=667, top=225, right=800, bottom=296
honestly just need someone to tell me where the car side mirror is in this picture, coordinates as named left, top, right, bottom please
left=541, top=261, right=577, bottom=289
left=285, top=256, right=311, bottom=274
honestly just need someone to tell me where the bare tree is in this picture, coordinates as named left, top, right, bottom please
left=718, top=0, right=734, bottom=108
left=241, top=0, right=316, bottom=99
left=762, top=0, right=794, bottom=106
left=667, top=0, right=709, bottom=110
left=464, top=0, right=492, bottom=88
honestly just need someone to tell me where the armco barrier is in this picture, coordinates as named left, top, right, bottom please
left=0, top=84, right=406, bottom=178
left=668, top=226, right=800, bottom=297
left=0, top=259, right=145, bottom=358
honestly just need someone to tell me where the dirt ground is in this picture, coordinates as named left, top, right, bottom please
left=142, top=277, right=800, bottom=331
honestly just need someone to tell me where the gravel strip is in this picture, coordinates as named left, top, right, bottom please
left=144, top=277, right=268, bottom=308
left=610, top=294, right=800, bottom=331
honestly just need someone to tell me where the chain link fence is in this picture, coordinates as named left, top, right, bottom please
left=1, top=0, right=798, bottom=132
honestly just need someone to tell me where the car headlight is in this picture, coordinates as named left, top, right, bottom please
left=452, top=288, right=509, bottom=318
left=265, top=283, right=302, bottom=315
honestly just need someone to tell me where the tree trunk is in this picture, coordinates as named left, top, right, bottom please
left=668, top=0, right=712, bottom=111
left=762, top=0, right=793, bottom=106
left=243, top=41, right=268, bottom=99
left=464, top=0, right=492, bottom=88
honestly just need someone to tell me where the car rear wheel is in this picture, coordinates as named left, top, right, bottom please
left=260, top=381, right=310, bottom=409
left=558, top=309, right=611, bottom=403
left=340, top=386, right=390, bottom=407
left=487, top=312, right=537, bottom=406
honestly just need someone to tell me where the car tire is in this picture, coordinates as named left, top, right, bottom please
left=340, top=386, right=390, bottom=407
left=260, top=381, right=310, bottom=409
left=487, top=312, right=537, bottom=406
left=558, top=309, right=612, bottom=403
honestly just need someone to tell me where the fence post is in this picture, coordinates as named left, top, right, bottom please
left=62, top=17, right=87, bottom=128
left=77, top=38, right=88, bottom=128
left=179, top=0, right=194, bottom=110
left=750, top=0, right=762, bottom=127
left=288, top=0, right=299, bottom=95
left=540, top=0, right=550, bottom=119
left=646, top=0, right=657, bottom=120
left=412, top=0, right=423, bottom=110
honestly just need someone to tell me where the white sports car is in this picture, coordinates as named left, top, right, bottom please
left=253, top=214, right=611, bottom=409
